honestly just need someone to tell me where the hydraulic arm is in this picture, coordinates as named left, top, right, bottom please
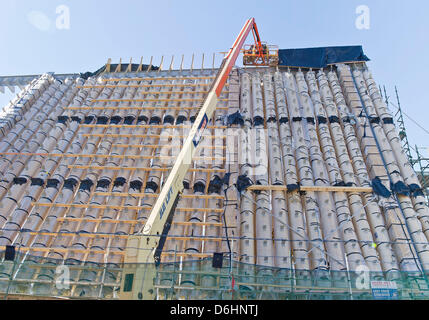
left=120, top=17, right=268, bottom=300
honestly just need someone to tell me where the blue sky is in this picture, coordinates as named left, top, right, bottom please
left=1, top=0, right=429, bottom=154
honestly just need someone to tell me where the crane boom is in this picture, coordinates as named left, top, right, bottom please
left=120, top=17, right=264, bottom=300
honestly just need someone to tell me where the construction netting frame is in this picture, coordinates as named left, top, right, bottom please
left=0, top=251, right=428, bottom=300
left=153, top=259, right=429, bottom=300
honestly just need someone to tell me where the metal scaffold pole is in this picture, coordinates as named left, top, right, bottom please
left=386, top=86, right=414, bottom=164
left=415, top=145, right=429, bottom=202
left=388, top=85, right=429, bottom=201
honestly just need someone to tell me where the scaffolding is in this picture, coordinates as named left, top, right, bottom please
left=384, top=86, right=429, bottom=202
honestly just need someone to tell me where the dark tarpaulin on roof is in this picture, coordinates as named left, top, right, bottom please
left=278, top=46, right=370, bottom=68
left=372, top=177, right=391, bottom=198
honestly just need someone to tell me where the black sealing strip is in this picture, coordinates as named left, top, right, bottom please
left=145, top=181, right=158, bottom=193
left=190, top=116, right=197, bottom=123
left=31, top=178, right=45, bottom=187
left=79, top=179, right=94, bottom=192
left=287, top=184, right=300, bottom=193
left=57, top=116, right=69, bottom=124
left=13, top=177, right=28, bottom=185
left=334, top=181, right=346, bottom=187
left=306, top=117, right=315, bottom=124
left=183, top=181, right=190, bottom=190
left=137, top=115, right=148, bottom=124
left=176, top=115, right=187, bottom=125
left=292, top=117, right=302, bottom=122
left=97, top=116, right=109, bottom=124
left=369, top=117, right=380, bottom=124
left=71, top=116, right=82, bottom=123
left=84, top=116, right=95, bottom=124
left=193, top=181, right=206, bottom=193
left=97, top=179, right=111, bottom=189
left=267, top=116, right=277, bottom=123
left=223, top=173, right=231, bottom=186
left=408, top=183, right=421, bottom=194
left=227, top=111, right=244, bottom=126
left=317, top=116, right=327, bottom=124
left=47, top=179, right=60, bottom=189
left=342, top=116, right=351, bottom=123
left=124, top=116, right=136, bottom=125
left=236, top=175, right=253, bottom=193
left=63, top=178, right=78, bottom=190
left=279, top=117, right=289, bottom=124
left=113, top=177, right=127, bottom=187
left=208, top=175, right=223, bottom=194
left=149, top=116, right=161, bottom=125
left=329, top=116, right=340, bottom=123
left=163, top=115, right=175, bottom=125
left=383, top=117, right=394, bottom=124
left=253, top=116, right=264, bottom=126
left=130, top=180, right=143, bottom=192
left=110, top=116, right=122, bottom=124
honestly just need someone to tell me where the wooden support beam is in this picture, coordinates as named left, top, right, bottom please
left=24, top=233, right=223, bottom=242
left=90, top=98, right=228, bottom=103
left=32, top=203, right=225, bottom=212
left=169, top=55, right=174, bottom=71
left=147, top=56, right=153, bottom=72
left=66, top=106, right=228, bottom=111
left=105, top=58, right=112, bottom=73
left=56, top=217, right=228, bottom=228
left=79, top=124, right=227, bottom=130
left=115, top=58, right=122, bottom=73
left=98, top=90, right=215, bottom=95
left=0, top=245, right=124, bottom=256
left=212, top=52, right=215, bottom=70
left=66, top=165, right=226, bottom=172
left=160, top=252, right=213, bottom=258
left=76, top=83, right=228, bottom=89
left=158, top=55, right=164, bottom=72
left=126, top=57, right=133, bottom=73
left=191, top=53, right=195, bottom=71
left=0, top=246, right=217, bottom=259
left=82, top=133, right=225, bottom=139
left=247, top=185, right=373, bottom=193
left=139, top=90, right=216, bottom=95
left=112, top=144, right=226, bottom=150
left=0, top=152, right=226, bottom=161
left=100, top=76, right=216, bottom=82
left=137, top=56, right=143, bottom=72
left=93, top=192, right=224, bottom=199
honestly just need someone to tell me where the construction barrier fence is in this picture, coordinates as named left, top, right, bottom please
left=0, top=251, right=428, bottom=300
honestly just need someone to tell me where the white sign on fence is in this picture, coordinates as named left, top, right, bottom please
left=370, top=281, right=398, bottom=300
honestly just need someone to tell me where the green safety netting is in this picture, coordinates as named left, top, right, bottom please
left=0, top=252, right=428, bottom=300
